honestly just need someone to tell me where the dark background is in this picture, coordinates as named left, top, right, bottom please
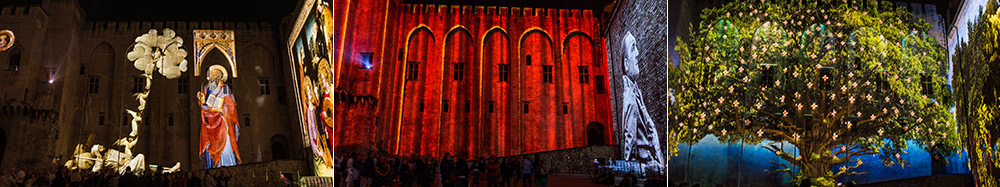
left=0, top=0, right=299, bottom=21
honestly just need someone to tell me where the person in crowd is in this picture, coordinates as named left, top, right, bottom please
left=202, top=171, right=216, bottom=187
left=532, top=159, right=548, bottom=187
left=117, top=167, right=137, bottom=187
left=375, top=154, right=391, bottom=187
left=520, top=156, right=532, bottom=187
left=219, top=169, right=233, bottom=187
left=390, top=156, right=401, bottom=185
left=401, top=155, right=415, bottom=187
left=429, top=156, right=440, bottom=187
left=342, top=152, right=358, bottom=187
left=500, top=158, right=513, bottom=187
left=361, top=151, right=376, bottom=187
left=417, top=156, right=432, bottom=187
left=487, top=156, right=500, bottom=187
left=69, top=169, right=82, bottom=187
left=644, top=173, right=664, bottom=187
left=454, top=157, right=469, bottom=187
left=440, top=153, right=454, bottom=187
left=186, top=171, right=202, bottom=187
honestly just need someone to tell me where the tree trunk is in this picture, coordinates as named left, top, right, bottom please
left=793, top=145, right=836, bottom=186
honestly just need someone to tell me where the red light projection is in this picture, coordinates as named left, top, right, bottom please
left=335, top=1, right=613, bottom=159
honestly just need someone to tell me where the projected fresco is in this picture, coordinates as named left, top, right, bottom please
left=290, top=0, right=333, bottom=177
left=605, top=0, right=671, bottom=174
left=198, top=65, right=242, bottom=168
left=619, top=32, right=665, bottom=172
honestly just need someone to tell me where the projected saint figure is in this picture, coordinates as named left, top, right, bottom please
left=198, top=65, right=242, bottom=168
left=620, top=32, right=664, bottom=172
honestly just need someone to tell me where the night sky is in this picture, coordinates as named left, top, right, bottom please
left=75, top=0, right=298, bottom=21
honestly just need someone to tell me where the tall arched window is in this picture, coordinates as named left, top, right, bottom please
left=7, top=51, right=20, bottom=71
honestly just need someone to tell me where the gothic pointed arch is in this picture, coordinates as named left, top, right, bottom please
left=194, top=30, right=237, bottom=78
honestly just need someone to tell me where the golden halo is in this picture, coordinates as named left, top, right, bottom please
left=207, top=65, right=228, bottom=82
left=317, top=57, right=330, bottom=79
left=0, top=30, right=14, bottom=51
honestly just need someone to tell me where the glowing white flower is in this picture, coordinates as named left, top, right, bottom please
left=127, top=29, right=188, bottom=79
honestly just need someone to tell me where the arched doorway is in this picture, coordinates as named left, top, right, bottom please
left=586, top=122, right=606, bottom=146
left=271, top=134, right=289, bottom=160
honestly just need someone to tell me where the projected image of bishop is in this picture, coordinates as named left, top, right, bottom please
left=198, top=65, right=242, bottom=168
left=620, top=31, right=664, bottom=172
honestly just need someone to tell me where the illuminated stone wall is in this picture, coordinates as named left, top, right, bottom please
left=334, top=0, right=614, bottom=159
left=0, top=1, right=302, bottom=170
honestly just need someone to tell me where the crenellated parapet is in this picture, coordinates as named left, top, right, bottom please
left=400, top=4, right=594, bottom=18
left=83, top=21, right=274, bottom=34
left=0, top=4, right=44, bottom=18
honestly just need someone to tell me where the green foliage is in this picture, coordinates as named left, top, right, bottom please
left=952, top=0, right=1000, bottom=186
left=671, top=0, right=957, bottom=185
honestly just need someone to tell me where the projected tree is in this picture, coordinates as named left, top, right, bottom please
left=953, top=1, right=1000, bottom=186
left=670, top=0, right=958, bottom=185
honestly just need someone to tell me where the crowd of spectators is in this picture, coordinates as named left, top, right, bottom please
left=335, top=150, right=552, bottom=187
left=0, top=166, right=233, bottom=187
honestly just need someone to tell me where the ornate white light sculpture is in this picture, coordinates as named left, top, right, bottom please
left=66, top=28, right=187, bottom=175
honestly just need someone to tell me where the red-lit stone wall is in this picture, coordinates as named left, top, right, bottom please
left=333, top=0, right=399, bottom=149
left=335, top=0, right=613, bottom=159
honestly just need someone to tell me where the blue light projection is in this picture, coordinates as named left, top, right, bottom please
left=668, top=135, right=969, bottom=186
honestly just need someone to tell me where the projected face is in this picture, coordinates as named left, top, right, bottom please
left=623, top=33, right=640, bottom=77
left=620, top=31, right=664, bottom=172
